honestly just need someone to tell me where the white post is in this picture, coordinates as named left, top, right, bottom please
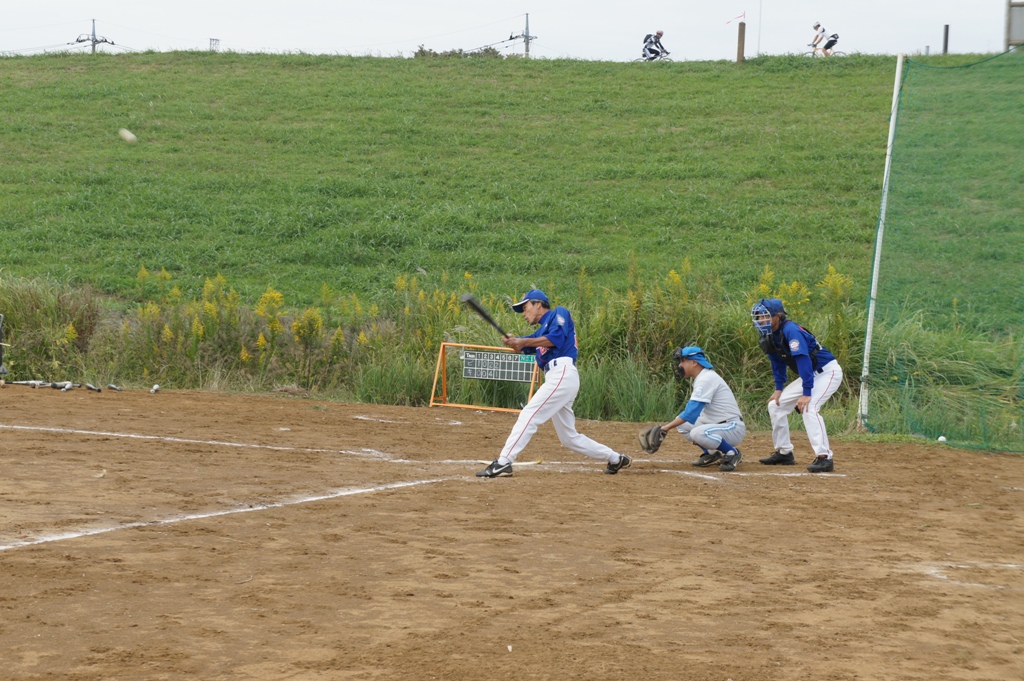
left=757, top=0, right=763, bottom=54
left=858, top=53, right=905, bottom=429
left=524, top=14, right=531, bottom=58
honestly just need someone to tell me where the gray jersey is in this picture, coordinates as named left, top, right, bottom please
left=690, top=369, right=743, bottom=424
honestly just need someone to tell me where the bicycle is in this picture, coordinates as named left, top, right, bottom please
left=804, top=44, right=846, bottom=57
left=633, top=51, right=672, bottom=62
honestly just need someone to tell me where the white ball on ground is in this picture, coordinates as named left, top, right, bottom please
left=118, top=128, right=138, bottom=143
left=937, top=436, right=947, bottom=442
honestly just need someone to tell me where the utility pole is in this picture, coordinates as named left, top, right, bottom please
left=510, top=14, right=536, bottom=58
left=75, top=19, right=115, bottom=54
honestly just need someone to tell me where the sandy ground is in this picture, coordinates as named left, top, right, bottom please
left=1, top=388, right=1022, bottom=680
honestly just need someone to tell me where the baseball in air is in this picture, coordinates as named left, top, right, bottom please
left=937, top=436, right=947, bottom=442
left=118, top=128, right=138, bottom=143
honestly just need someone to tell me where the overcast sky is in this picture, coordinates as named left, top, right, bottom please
left=1, top=1, right=1011, bottom=62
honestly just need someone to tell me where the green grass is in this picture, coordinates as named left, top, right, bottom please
left=1, top=51, right=897, bottom=304
left=3, top=50, right=1020, bottom=448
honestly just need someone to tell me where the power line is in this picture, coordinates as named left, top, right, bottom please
left=1, top=42, right=80, bottom=55
left=89, top=19, right=202, bottom=46
left=73, top=19, right=114, bottom=54
left=466, top=36, right=521, bottom=53
left=0, top=20, right=84, bottom=33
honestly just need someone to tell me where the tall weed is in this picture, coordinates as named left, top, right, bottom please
left=0, top=266, right=866, bottom=428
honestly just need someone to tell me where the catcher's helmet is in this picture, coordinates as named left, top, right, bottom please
left=751, top=298, right=786, bottom=336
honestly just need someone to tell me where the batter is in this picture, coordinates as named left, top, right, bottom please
left=476, top=289, right=630, bottom=478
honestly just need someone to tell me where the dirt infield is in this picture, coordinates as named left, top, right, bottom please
left=1, top=388, right=1022, bottom=680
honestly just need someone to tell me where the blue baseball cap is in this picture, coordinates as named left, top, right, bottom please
left=674, top=345, right=714, bottom=370
left=760, top=298, right=786, bottom=316
left=511, top=289, right=550, bottom=313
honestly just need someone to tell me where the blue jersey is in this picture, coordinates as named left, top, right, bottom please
left=522, top=306, right=578, bottom=371
left=764, top=320, right=836, bottom=394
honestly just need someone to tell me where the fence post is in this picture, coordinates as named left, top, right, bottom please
left=737, top=21, right=746, bottom=63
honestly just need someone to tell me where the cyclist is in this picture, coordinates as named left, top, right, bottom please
left=810, top=22, right=839, bottom=56
left=642, top=30, right=669, bottom=61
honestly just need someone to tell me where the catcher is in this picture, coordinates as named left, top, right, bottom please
left=638, top=346, right=746, bottom=472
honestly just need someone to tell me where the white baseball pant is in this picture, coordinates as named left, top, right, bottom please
left=498, top=359, right=621, bottom=465
left=768, top=360, right=843, bottom=458
left=676, top=420, right=746, bottom=451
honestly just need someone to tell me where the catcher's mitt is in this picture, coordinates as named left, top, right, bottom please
left=637, top=424, right=666, bottom=454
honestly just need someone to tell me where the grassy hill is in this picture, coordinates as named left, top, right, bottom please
left=1, top=51, right=898, bottom=304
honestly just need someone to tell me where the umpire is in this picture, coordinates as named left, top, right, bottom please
left=750, top=298, right=843, bottom=473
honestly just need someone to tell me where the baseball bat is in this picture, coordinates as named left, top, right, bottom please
left=460, top=294, right=510, bottom=337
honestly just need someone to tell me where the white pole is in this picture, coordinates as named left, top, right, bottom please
left=858, top=53, right=905, bottom=430
left=525, top=14, right=531, bottom=58
left=757, top=0, right=763, bottom=55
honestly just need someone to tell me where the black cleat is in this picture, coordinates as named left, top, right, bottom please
left=759, top=450, right=796, bottom=466
left=605, top=454, right=632, bottom=475
left=692, top=451, right=723, bottom=467
left=476, top=460, right=513, bottom=478
left=719, top=450, right=742, bottom=472
left=807, top=455, right=834, bottom=473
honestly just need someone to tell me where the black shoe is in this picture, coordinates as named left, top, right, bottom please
left=759, top=450, right=796, bottom=466
left=807, top=456, right=834, bottom=473
left=605, top=454, right=632, bottom=475
left=691, top=451, right=722, bottom=468
left=476, top=459, right=513, bottom=478
left=719, top=450, right=742, bottom=472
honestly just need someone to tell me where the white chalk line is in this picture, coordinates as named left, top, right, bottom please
left=732, top=471, right=848, bottom=478
left=0, top=478, right=452, bottom=553
left=0, top=426, right=847, bottom=477
left=658, top=469, right=723, bottom=481
left=0, top=423, right=394, bottom=459
left=353, top=415, right=461, bottom=426
left=913, top=562, right=1024, bottom=589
